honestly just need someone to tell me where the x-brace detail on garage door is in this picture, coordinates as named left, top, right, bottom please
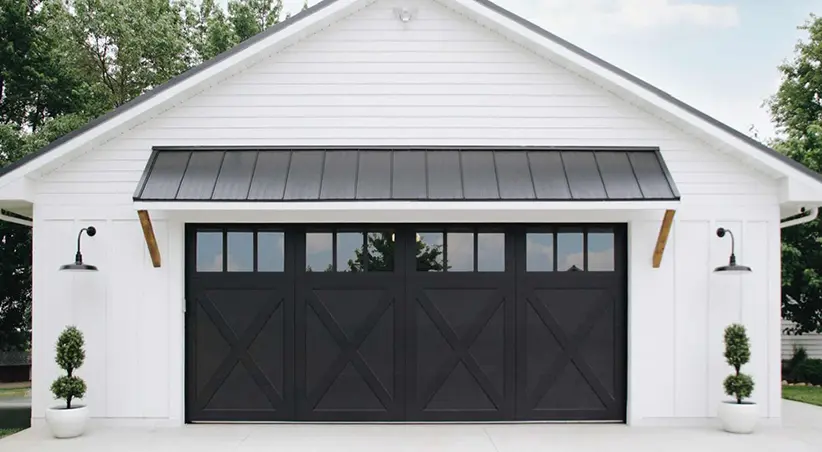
left=196, top=293, right=285, bottom=411
left=414, top=289, right=506, bottom=411
left=523, top=289, right=616, bottom=411
left=305, top=291, right=395, bottom=410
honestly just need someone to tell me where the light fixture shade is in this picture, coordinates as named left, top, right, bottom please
left=713, top=263, right=752, bottom=274
left=59, top=262, right=99, bottom=272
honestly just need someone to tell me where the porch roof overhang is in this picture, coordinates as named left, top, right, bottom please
left=133, top=147, right=680, bottom=203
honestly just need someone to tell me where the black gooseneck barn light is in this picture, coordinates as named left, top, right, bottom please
left=59, top=226, right=98, bottom=272
left=714, top=227, right=751, bottom=274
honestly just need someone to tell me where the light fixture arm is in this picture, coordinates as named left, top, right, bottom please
left=717, top=227, right=737, bottom=265
left=74, top=226, right=97, bottom=264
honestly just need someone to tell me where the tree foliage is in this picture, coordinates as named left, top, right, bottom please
left=51, top=326, right=86, bottom=409
left=770, top=15, right=822, bottom=334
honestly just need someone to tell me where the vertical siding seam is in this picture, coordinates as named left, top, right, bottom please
left=671, top=219, right=677, bottom=416
left=705, top=219, right=712, bottom=416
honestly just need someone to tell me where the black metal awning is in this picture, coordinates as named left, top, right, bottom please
left=133, top=148, right=680, bottom=202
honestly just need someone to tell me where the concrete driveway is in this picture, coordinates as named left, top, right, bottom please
left=2, top=400, right=820, bottom=451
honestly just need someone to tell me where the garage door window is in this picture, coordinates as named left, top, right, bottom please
left=196, top=231, right=223, bottom=272
left=258, top=232, right=285, bottom=272
left=307, top=230, right=396, bottom=272
left=196, top=229, right=286, bottom=273
left=587, top=229, right=615, bottom=271
left=527, top=228, right=615, bottom=272
left=227, top=232, right=254, bottom=272
left=417, top=230, right=505, bottom=272
left=557, top=230, right=584, bottom=272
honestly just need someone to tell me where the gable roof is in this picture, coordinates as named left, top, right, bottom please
left=1, top=0, right=820, bottom=190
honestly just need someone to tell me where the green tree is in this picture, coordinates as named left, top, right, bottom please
left=769, top=15, right=822, bottom=334
left=228, top=0, right=282, bottom=42
left=0, top=221, right=31, bottom=352
left=0, top=0, right=95, bottom=131
left=60, top=0, right=190, bottom=107
left=178, top=0, right=236, bottom=63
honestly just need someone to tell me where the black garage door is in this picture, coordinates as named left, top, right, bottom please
left=185, top=225, right=626, bottom=422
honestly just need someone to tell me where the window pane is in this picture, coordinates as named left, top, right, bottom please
left=196, top=231, right=223, bottom=272
left=367, top=232, right=394, bottom=272
left=478, top=233, right=505, bottom=272
left=588, top=230, right=615, bottom=271
left=416, top=232, right=444, bottom=272
left=306, top=233, right=333, bottom=272
left=526, top=233, right=554, bottom=272
left=258, top=232, right=284, bottom=272
left=227, top=232, right=254, bottom=272
left=447, top=232, right=474, bottom=272
left=337, top=232, right=364, bottom=272
left=557, top=231, right=584, bottom=271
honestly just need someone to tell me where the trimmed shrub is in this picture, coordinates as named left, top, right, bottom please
left=723, top=323, right=754, bottom=403
left=794, top=359, right=822, bottom=386
left=784, top=346, right=808, bottom=381
left=50, top=326, right=86, bottom=409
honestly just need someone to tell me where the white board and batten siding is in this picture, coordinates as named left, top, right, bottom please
left=30, top=0, right=782, bottom=425
left=782, top=319, right=822, bottom=360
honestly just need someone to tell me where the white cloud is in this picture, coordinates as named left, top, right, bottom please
left=503, top=0, right=739, bottom=35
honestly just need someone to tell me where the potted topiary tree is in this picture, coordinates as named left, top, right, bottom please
left=45, top=326, right=89, bottom=438
left=717, top=323, right=757, bottom=433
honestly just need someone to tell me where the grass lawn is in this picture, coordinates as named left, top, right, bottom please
left=0, top=428, right=22, bottom=439
left=783, top=385, right=822, bottom=407
left=0, top=385, right=30, bottom=399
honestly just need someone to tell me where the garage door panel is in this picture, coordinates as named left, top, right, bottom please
left=314, top=362, right=387, bottom=412
left=407, top=278, right=510, bottom=419
left=581, top=306, right=616, bottom=398
left=297, top=275, right=401, bottom=420
left=195, top=307, right=231, bottom=396
left=207, top=362, right=276, bottom=410
left=534, top=362, right=607, bottom=412
left=312, top=288, right=385, bottom=339
left=422, top=287, right=503, bottom=338
left=426, top=362, right=497, bottom=411
left=206, top=289, right=277, bottom=337
left=518, top=289, right=620, bottom=418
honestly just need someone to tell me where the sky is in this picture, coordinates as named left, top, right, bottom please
left=223, top=0, right=821, bottom=141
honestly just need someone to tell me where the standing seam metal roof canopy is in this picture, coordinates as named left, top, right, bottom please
left=134, top=148, right=680, bottom=201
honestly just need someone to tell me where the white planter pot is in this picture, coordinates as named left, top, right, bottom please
left=45, top=405, right=89, bottom=439
left=717, top=401, right=758, bottom=434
